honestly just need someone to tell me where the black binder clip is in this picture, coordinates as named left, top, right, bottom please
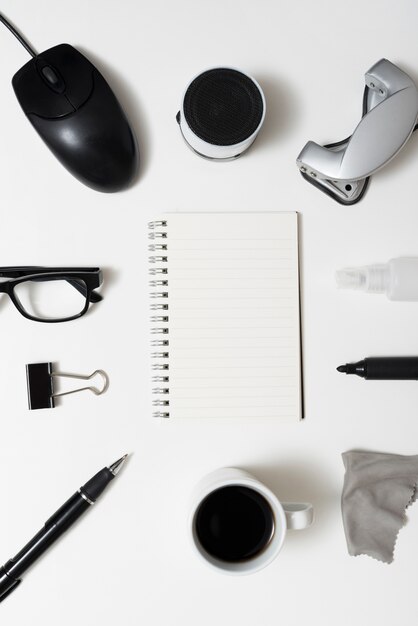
left=26, top=362, right=109, bottom=410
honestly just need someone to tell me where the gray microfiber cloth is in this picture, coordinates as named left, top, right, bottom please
left=342, top=450, right=418, bottom=563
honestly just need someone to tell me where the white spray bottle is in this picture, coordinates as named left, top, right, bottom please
left=336, top=257, right=418, bottom=301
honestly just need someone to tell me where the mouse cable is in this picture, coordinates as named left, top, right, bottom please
left=0, top=12, right=37, bottom=58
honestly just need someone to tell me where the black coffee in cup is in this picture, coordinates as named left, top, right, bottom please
left=195, top=485, right=275, bottom=562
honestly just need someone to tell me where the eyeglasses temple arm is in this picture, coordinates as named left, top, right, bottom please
left=65, top=278, right=103, bottom=302
left=0, top=271, right=103, bottom=303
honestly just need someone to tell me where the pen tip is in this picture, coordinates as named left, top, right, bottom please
left=337, top=365, right=347, bottom=373
left=108, top=454, right=129, bottom=476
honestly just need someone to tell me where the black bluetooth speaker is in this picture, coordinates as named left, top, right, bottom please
left=176, top=67, right=266, bottom=160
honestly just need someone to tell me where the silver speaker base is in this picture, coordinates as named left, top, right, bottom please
left=176, top=113, right=243, bottom=161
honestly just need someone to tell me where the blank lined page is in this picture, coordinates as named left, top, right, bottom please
left=150, top=213, right=302, bottom=420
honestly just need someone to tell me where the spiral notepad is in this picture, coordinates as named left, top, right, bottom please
left=149, top=213, right=302, bottom=420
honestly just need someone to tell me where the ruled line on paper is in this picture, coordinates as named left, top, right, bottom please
left=169, top=237, right=294, bottom=241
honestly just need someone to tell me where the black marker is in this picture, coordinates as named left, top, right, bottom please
left=337, top=357, right=418, bottom=380
left=0, top=455, right=128, bottom=602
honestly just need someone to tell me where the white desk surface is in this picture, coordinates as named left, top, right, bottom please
left=1, top=0, right=418, bottom=623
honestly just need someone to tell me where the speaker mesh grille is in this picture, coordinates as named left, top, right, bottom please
left=183, top=68, right=264, bottom=146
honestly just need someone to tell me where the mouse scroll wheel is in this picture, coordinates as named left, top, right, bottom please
left=41, top=65, right=65, bottom=93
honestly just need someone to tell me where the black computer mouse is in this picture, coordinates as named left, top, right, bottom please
left=12, top=43, right=139, bottom=192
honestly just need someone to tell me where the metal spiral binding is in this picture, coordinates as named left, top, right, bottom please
left=149, top=268, right=168, bottom=275
left=149, top=220, right=170, bottom=417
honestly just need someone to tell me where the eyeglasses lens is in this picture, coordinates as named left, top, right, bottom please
left=13, top=278, right=87, bottom=320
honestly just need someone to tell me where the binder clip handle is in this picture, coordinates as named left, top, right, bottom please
left=51, top=369, right=109, bottom=398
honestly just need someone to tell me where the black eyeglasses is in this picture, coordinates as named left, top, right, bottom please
left=0, top=267, right=103, bottom=322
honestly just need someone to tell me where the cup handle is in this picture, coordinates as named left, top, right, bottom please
left=282, top=502, right=314, bottom=530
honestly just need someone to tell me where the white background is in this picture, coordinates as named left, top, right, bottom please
left=1, top=0, right=418, bottom=624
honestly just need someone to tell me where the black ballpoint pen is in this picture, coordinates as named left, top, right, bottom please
left=337, top=357, right=418, bottom=380
left=0, top=454, right=128, bottom=602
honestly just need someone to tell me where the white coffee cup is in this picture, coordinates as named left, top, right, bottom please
left=189, top=468, right=313, bottom=575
